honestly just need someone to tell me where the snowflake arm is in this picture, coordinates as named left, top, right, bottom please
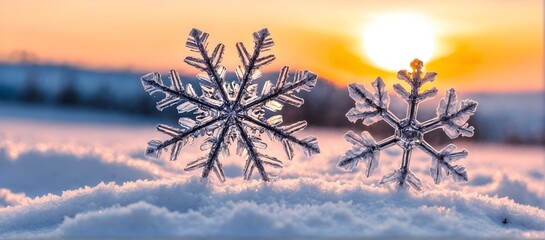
left=418, top=142, right=468, bottom=184
left=237, top=67, right=320, bottom=159
left=240, top=115, right=320, bottom=159
left=345, top=79, right=401, bottom=129
left=184, top=29, right=229, bottom=103
left=183, top=120, right=230, bottom=181
left=240, top=68, right=317, bottom=112
left=339, top=59, right=477, bottom=190
left=421, top=89, right=478, bottom=137
left=141, top=71, right=223, bottom=111
left=337, top=132, right=397, bottom=177
left=233, top=28, right=275, bottom=109
left=379, top=152, right=423, bottom=191
left=145, top=115, right=227, bottom=161
left=233, top=118, right=280, bottom=181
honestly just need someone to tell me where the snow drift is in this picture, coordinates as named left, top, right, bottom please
left=1, top=177, right=544, bottom=238
left=0, top=104, right=543, bottom=238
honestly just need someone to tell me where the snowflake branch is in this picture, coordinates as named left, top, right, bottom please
left=379, top=148, right=423, bottom=191
left=400, top=147, right=412, bottom=171
left=416, top=141, right=440, bottom=158
left=186, top=120, right=230, bottom=181
left=376, top=136, right=398, bottom=149
left=184, top=29, right=229, bottom=102
left=141, top=73, right=222, bottom=111
left=421, top=118, right=441, bottom=133
left=421, top=99, right=477, bottom=134
left=232, top=29, right=275, bottom=110
left=153, top=115, right=227, bottom=153
left=239, top=70, right=317, bottom=112
left=418, top=141, right=468, bottom=182
left=239, top=114, right=320, bottom=156
left=337, top=136, right=397, bottom=175
left=379, top=107, right=401, bottom=129
left=234, top=118, right=270, bottom=181
left=406, top=95, right=418, bottom=124
left=422, top=118, right=474, bottom=136
left=347, top=83, right=400, bottom=128
left=422, top=89, right=477, bottom=137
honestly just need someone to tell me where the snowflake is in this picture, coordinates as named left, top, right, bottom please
left=338, top=59, right=478, bottom=190
left=141, top=28, right=320, bottom=182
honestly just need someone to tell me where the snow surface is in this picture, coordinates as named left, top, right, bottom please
left=0, top=103, right=544, bottom=238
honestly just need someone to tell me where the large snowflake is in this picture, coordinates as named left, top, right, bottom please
left=338, top=59, right=478, bottom=190
left=141, top=28, right=320, bottom=182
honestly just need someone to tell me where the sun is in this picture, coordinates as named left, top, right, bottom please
left=362, top=14, right=436, bottom=71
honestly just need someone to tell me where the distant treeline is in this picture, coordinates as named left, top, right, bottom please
left=0, top=63, right=359, bottom=125
left=0, top=62, right=543, bottom=145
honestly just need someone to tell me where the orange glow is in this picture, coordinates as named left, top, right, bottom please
left=0, top=0, right=543, bottom=93
left=362, top=13, right=437, bottom=71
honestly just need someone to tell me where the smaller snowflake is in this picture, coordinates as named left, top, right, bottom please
left=338, top=59, right=478, bottom=190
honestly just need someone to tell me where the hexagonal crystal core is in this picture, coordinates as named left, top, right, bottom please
left=395, top=122, right=423, bottom=148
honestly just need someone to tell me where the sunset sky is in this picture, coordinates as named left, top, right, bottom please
left=0, top=0, right=543, bottom=92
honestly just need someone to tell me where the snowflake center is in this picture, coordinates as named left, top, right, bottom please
left=226, top=102, right=239, bottom=116
left=227, top=109, right=237, bottom=117
left=395, top=121, right=423, bottom=148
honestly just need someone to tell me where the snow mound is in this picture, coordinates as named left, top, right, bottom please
left=1, top=177, right=544, bottom=238
left=0, top=143, right=157, bottom=197
left=489, top=175, right=545, bottom=210
left=0, top=189, right=27, bottom=207
left=1, top=107, right=543, bottom=238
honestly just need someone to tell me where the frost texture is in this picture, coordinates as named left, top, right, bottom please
left=338, top=59, right=478, bottom=190
left=142, top=28, right=319, bottom=181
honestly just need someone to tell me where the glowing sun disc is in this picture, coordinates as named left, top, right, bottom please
left=363, top=14, right=436, bottom=71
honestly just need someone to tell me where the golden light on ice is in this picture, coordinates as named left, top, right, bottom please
left=362, top=14, right=436, bottom=71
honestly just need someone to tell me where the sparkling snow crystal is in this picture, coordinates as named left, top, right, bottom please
left=141, top=28, right=320, bottom=181
left=338, top=59, right=478, bottom=190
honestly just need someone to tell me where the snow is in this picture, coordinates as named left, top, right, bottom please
left=0, top=103, right=544, bottom=238
left=2, top=178, right=545, bottom=238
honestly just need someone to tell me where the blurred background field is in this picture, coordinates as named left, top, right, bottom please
left=0, top=60, right=543, bottom=145
left=1, top=0, right=543, bottom=145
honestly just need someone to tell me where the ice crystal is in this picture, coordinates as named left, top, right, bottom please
left=338, top=59, right=478, bottom=190
left=142, top=28, right=320, bottom=181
